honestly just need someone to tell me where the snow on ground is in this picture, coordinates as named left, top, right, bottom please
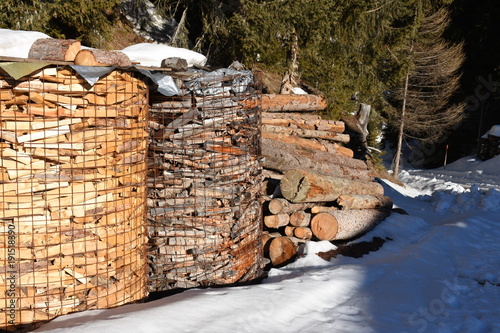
left=34, top=156, right=500, bottom=333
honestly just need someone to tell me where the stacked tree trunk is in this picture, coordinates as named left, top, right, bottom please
left=0, top=66, right=148, bottom=329
left=260, top=94, right=392, bottom=267
left=146, top=71, right=264, bottom=291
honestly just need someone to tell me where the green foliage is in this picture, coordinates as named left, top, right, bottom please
left=0, top=0, right=120, bottom=48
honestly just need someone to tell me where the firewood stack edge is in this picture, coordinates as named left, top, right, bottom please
left=0, top=66, right=149, bottom=328
left=260, top=93, right=393, bottom=267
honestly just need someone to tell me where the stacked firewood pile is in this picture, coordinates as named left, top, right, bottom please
left=146, top=70, right=264, bottom=291
left=0, top=66, right=148, bottom=328
left=260, top=94, right=393, bottom=267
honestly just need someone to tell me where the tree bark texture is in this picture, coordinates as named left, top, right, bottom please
left=28, top=38, right=81, bottom=62
left=280, top=169, right=384, bottom=203
left=74, top=49, right=132, bottom=67
left=261, top=138, right=373, bottom=181
left=311, top=209, right=391, bottom=241
left=261, top=94, right=327, bottom=112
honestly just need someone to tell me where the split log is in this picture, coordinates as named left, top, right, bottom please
left=310, top=209, right=391, bottom=241
left=268, top=198, right=319, bottom=215
left=268, top=236, right=298, bottom=266
left=336, top=194, right=393, bottom=210
left=289, top=210, right=311, bottom=227
left=280, top=169, right=384, bottom=203
left=262, top=138, right=373, bottom=181
left=74, top=49, right=132, bottom=67
left=261, top=94, right=327, bottom=112
left=28, top=38, right=81, bottom=62
left=262, top=124, right=350, bottom=143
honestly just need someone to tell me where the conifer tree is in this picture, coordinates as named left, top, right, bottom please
left=390, top=8, right=465, bottom=177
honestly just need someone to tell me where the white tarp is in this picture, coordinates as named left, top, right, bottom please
left=0, top=29, right=50, bottom=58
left=121, top=43, right=207, bottom=68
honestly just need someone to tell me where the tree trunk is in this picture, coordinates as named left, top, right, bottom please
left=336, top=194, right=393, bottom=210
left=268, top=236, right=298, bottom=266
left=262, top=124, right=350, bottom=143
left=28, top=38, right=81, bottom=62
left=74, top=49, right=132, bottom=67
left=262, top=113, right=345, bottom=133
left=280, top=169, right=384, bottom=203
left=393, top=73, right=409, bottom=178
left=262, top=131, right=354, bottom=158
left=310, top=209, right=391, bottom=241
left=268, top=198, right=319, bottom=215
left=261, top=138, right=373, bottom=181
left=261, top=94, right=327, bottom=112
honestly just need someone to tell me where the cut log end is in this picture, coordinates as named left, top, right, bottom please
left=310, top=213, right=339, bottom=241
left=269, top=236, right=298, bottom=266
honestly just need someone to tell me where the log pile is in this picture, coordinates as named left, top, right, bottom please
left=146, top=71, right=264, bottom=291
left=0, top=66, right=148, bottom=329
left=261, top=94, right=392, bottom=267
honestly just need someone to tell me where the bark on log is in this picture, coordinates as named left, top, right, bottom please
left=280, top=169, right=384, bottom=203
left=28, top=38, right=81, bottom=62
left=262, top=138, right=373, bottom=181
left=262, top=113, right=345, bottom=133
left=264, top=137, right=365, bottom=170
left=74, top=49, right=132, bottom=67
left=261, top=94, right=327, bottom=112
left=311, top=206, right=339, bottom=214
left=310, top=209, right=391, bottom=241
left=262, top=124, right=350, bottom=143
left=269, top=236, right=298, bottom=266
left=336, top=194, right=393, bottom=210
left=268, top=198, right=319, bottom=215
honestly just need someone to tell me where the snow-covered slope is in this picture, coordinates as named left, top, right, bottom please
left=34, top=156, right=500, bottom=333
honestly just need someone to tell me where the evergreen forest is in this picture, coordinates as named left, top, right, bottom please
left=1, top=0, right=499, bottom=169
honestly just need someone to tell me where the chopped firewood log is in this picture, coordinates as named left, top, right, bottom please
left=280, top=169, right=384, bottom=203
left=289, top=210, right=311, bottom=227
left=268, top=236, right=298, bottom=266
left=310, top=209, right=391, bottom=241
left=293, top=226, right=313, bottom=240
left=28, top=38, right=81, bottom=62
left=74, top=49, right=132, bottom=67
